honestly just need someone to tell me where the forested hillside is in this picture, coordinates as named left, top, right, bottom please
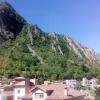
left=0, top=2, right=100, bottom=82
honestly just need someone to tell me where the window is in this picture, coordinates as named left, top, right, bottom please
left=17, top=97, right=21, bottom=100
left=35, top=93, right=44, bottom=99
left=17, top=90, right=20, bottom=94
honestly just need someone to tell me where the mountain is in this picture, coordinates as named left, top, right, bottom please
left=0, top=2, right=26, bottom=42
left=65, top=35, right=100, bottom=64
left=0, top=2, right=100, bottom=81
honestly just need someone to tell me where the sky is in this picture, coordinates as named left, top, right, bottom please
left=2, top=0, right=100, bottom=52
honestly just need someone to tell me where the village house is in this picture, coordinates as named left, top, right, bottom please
left=65, top=79, right=77, bottom=88
left=89, top=78, right=98, bottom=90
left=0, top=77, right=85, bottom=100
left=81, top=77, right=98, bottom=90
left=13, top=77, right=35, bottom=100
left=0, top=83, right=13, bottom=100
left=20, top=80, right=84, bottom=100
left=0, top=77, right=35, bottom=100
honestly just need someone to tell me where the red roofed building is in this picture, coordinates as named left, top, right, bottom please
left=85, top=96, right=95, bottom=100
left=14, top=77, right=34, bottom=100
left=0, top=77, right=85, bottom=100
left=30, top=82, right=85, bottom=100
left=0, top=84, right=13, bottom=100
left=0, top=91, right=13, bottom=100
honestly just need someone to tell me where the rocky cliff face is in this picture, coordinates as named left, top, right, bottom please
left=47, top=32, right=100, bottom=64
left=0, top=2, right=26, bottom=42
left=64, top=35, right=100, bottom=64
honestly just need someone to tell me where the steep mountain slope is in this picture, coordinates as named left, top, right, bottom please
left=0, top=2, right=26, bottom=42
left=64, top=35, right=100, bottom=64
left=0, top=2, right=100, bottom=80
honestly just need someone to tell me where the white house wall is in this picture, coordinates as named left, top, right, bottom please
left=0, top=96, right=6, bottom=100
left=32, top=89, right=47, bottom=100
left=14, top=87, right=25, bottom=100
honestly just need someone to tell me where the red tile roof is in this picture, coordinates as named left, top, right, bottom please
left=15, top=77, right=25, bottom=80
left=0, top=91, right=13, bottom=96
left=31, top=82, right=84, bottom=100
left=85, top=96, right=95, bottom=100
left=19, top=93, right=32, bottom=100
left=14, top=81, right=25, bottom=86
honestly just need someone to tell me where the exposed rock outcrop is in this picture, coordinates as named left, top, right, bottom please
left=0, top=2, right=26, bottom=42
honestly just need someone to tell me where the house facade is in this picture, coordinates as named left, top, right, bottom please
left=0, top=85, right=13, bottom=100
left=81, top=77, right=98, bottom=90
left=13, top=77, right=34, bottom=100
left=14, top=85, right=26, bottom=100
left=32, top=88, right=47, bottom=100
left=0, top=77, right=85, bottom=100
left=65, top=79, right=77, bottom=88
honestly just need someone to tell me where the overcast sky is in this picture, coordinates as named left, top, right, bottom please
left=5, top=0, right=100, bottom=53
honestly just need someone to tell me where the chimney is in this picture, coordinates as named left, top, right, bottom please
left=25, top=78, right=30, bottom=94
left=25, top=78, right=30, bottom=86
left=64, top=85, right=68, bottom=96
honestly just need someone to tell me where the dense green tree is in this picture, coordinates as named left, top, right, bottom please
left=95, top=87, right=100, bottom=100
left=0, top=24, right=100, bottom=82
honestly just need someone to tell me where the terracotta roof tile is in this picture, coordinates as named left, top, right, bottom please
left=0, top=91, right=13, bottom=96
left=14, top=81, right=25, bottom=86
left=31, top=82, right=84, bottom=100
